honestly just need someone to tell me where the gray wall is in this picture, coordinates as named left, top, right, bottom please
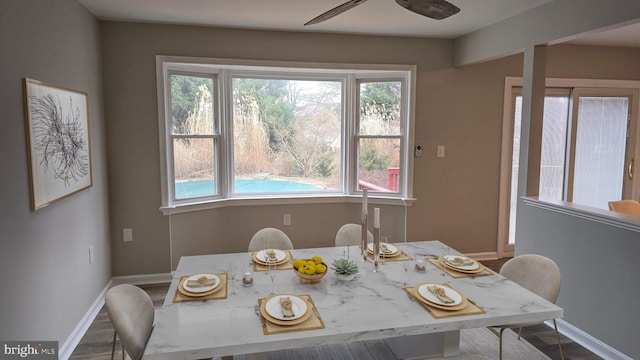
left=517, top=199, right=640, bottom=359
left=100, top=23, right=538, bottom=276
left=100, top=22, right=482, bottom=276
left=167, top=203, right=407, bottom=269
left=0, top=0, right=110, bottom=352
left=100, top=19, right=640, bottom=277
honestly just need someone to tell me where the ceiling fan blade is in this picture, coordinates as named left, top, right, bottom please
left=305, top=0, right=368, bottom=26
left=395, top=0, right=460, bottom=20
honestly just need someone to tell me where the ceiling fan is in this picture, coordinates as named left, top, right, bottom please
left=304, top=0, right=460, bottom=26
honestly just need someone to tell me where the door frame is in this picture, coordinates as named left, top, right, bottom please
left=498, top=77, right=640, bottom=258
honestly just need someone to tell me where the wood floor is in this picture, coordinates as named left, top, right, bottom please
left=70, top=259, right=602, bottom=360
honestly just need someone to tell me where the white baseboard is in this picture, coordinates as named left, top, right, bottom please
left=59, top=279, right=112, bottom=360
left=112, top=272, right=172, bottom=285
left=61, top=273, right=171, bottom=359
left=546, top=319, right=633, bottom=360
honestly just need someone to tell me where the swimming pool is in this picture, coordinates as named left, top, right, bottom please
left=175, top=179, right=321, bottom=199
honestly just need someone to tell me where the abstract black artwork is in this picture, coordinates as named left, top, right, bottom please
left=23, top=78, right=92, bottom=210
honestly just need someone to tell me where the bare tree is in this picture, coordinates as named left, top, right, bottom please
left=277, top=109, right=340, bottom=177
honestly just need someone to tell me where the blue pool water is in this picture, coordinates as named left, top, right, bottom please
left=175, top=179, right=320, bottom=199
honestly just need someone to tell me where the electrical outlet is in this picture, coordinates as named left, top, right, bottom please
left=89, top=246, right=94, bottom=264
left=437, top=145, right=445, bottom=158
left=283, top=213, right=291, bottom=226
left=123, top=228, right=133, bottom=242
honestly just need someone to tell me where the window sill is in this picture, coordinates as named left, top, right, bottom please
left=160, top=194, right=417, bottom=215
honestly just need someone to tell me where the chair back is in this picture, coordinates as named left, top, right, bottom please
left=500, top=254, right=561, bottom=304
left=608, top=200, right=640, bottom=216
left=105, top=284, right=155, bottom=360
left=248, top=227, right=294, bottom=252
left=335, top=223, right=372, bottom=247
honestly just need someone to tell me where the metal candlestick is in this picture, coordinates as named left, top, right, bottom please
left=361, top=214, right=368, bottom=261
left=373, top=227, right=380, bottom=272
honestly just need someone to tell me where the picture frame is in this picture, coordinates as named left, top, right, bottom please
left=23, top=78, right=92, bottom=210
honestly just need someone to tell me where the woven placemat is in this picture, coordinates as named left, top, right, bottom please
left=403, top=285, right=485, bottom=319
left=172, top=273, right=228, bottom=302
left=253, top=251, right=293, bottom=272
left=257, top=294, right=325, bottom=335
left=427, top=257, right=493, bottom=278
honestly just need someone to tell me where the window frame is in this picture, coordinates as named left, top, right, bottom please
left=156, top=56, right=416, bottom=214
left=166, top=69, right=221, bottom=204
left=354, top=78, right=407, bottom=195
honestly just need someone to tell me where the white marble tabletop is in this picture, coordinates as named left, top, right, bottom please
left=142, top=241, right=563, bottom=360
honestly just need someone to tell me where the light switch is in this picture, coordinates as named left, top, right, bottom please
left=123, top=228, right=133, bottom=242
left=437, top=145, right=445, bottom=158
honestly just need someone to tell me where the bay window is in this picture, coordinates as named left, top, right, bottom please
left=157, top=57, right=415, bottom=211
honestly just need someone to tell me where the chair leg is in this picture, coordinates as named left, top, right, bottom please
left=499, top=327, right=506, bottom=360
left=110, top=330, right=117, bottom=360
left=553, top=319, right=565, bottom=360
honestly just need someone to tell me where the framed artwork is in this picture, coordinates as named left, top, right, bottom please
left=23, top=78, right=92, bottom=210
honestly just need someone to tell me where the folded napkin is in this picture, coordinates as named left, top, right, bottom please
left=427, top=285, right=455, bottom=304
left=186, top=275, right=216, bottom=287
left=446, top=256, right=474, bottom=266
left=265, top=249, right=278, bottom=262
left=280, top=296, right=295, bottom=318
left=380, top=243, right=393, bottom=254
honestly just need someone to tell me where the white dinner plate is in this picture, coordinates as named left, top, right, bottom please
left=417, top=284, right=463, bottom=307
left=367, top=242, right=399, bottom=256
left=265, top=295, right=307, bottom=321
left=182, top=273, right=220, bottom=293
left=443, top=255, right=480, bottom=271
left=256, top=249, right=287, bottom=263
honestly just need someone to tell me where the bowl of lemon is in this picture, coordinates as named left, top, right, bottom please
left=293, top=256, right=327, bottom=284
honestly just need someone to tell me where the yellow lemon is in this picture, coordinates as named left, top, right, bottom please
left=304, top=264, right=316, bottom=275
left=315, top=264, right=327, bottom=273
left=298, top=266, right=306, bottom=274
left=312, top=255, right=323, bottom=264
left=293, top=259, right=305, bottom=269
left=306, top=260, right=316, bottom=267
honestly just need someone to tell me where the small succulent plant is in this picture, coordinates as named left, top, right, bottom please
left=330, top=257, right=359, bottom=275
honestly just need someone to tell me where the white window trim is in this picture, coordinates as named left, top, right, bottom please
left=156, top=55, right=417, bottom=215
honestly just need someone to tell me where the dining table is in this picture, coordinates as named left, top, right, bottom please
left=142, top=240, right=563, bottom=360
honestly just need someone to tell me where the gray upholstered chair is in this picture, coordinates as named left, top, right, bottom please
left=490, top=254, right=564, bottom=360
left=608, top=199, right=640, bottom=216
left=248, top=227, right=294, bottom=252
left=334, top=223, right=373, bottom=247
left=105, top=284, right=155, bottom=360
